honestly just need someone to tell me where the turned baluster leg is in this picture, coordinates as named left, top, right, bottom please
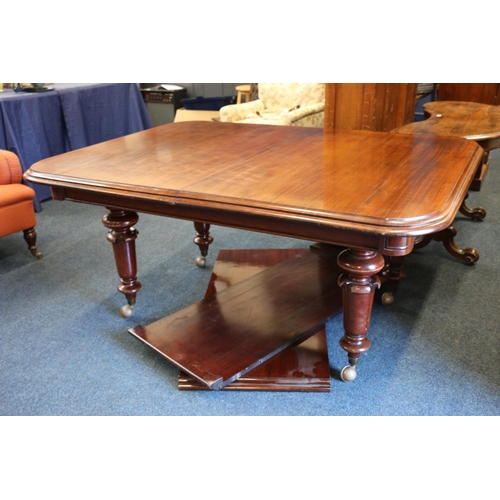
left=337, top=248, right=385, bottom=382
left=193, top=221, right=213, bottom=268
left=102, top=209, right=142, bottom=318
left=23, top=227, right=43, bottom=259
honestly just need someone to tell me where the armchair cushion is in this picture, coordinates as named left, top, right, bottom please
left=0, top=184, right=36, bottom=208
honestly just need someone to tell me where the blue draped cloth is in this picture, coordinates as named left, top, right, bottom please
left=0, top=83, right=152, bottom=211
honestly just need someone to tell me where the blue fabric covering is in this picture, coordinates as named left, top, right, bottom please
left=0, top=84, right=153, bottom=211
left=57, top=83, right=153, bottom=151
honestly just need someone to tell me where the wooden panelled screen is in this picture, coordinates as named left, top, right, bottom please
left=324, top=83, right=418, bottom=131
left=437, top=83, right=500, bottom=106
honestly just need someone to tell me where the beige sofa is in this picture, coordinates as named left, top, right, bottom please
left=219, top=83, right=325, bottom=127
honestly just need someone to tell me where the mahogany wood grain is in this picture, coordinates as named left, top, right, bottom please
left=130, top=248, right=343, bottom=390
left=179, top=248, right=334, bottom=391
left=324, top=83, right=417, bottom=131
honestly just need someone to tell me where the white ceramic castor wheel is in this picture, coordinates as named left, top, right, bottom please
left=340, top=364, right=357, bottom=382
left=120, top=304, right=134, bottom=318
left=195, top=256, right=206, bottom=268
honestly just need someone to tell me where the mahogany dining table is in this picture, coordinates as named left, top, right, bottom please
left=24, top=121, right=483, bottom=385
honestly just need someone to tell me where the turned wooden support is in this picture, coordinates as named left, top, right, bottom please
left=337, top=248, right=385, bottom=362
left=193, top=221, right=213, bottom=256
left=102, top=209, right=142, bottom=306
left=193, top=221, right=213, bottom=267
left=379, top=255, right=406, bottom=305
left=23, top=227, right=43, bottom=259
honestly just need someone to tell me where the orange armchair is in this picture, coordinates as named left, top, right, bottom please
left=0, top=149, right=42, bottom=259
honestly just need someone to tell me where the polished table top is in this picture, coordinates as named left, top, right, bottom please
left=25, top=121, right=482, bottom=251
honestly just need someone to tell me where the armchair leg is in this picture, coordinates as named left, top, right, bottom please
left=23, top=227, right=43, bottom=259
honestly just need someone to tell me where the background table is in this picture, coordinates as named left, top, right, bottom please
left=0, top=83, right=152, bottom=211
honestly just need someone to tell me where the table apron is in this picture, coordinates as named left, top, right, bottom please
left=51, top=186, right=415, bottom=257
left=478, top=136, right=500, bottom=152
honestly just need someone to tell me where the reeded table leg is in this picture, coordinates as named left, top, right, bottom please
left=337, top=248, right=385, bottom=381
left=102, top=209, right=142, bottom=317
left=193, top=221, right=213, bottom=268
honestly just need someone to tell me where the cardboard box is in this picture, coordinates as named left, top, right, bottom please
left=174, top=108, right=220, bottom=122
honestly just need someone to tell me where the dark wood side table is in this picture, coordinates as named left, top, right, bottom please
left=24, top=122, right=482, bottom=384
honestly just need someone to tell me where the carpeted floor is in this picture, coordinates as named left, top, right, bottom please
left=1, top=151, right=499, bottom=416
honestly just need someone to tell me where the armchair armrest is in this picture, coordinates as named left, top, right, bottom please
left=287, top=102, right=325, bottom=123
left=219, top=100, right=265, bottom=122
left=0, top=149, right=23, bottom=185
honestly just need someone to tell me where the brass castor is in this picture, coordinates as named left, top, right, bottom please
left=120, top=304, right=134, bottom=318
left=381, top=291, right=394, bottom=306
left=30, top=248, right=43, bottom=259
left=340, top=364, right=357, bottom=382
left=195, top=255, right=206, bottom=268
